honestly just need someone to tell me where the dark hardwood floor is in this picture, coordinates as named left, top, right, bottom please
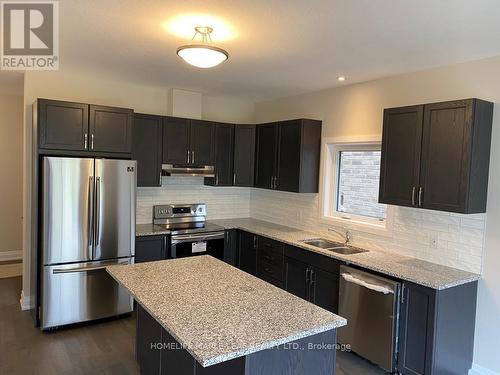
left=0, top=277, right=386, bottom=375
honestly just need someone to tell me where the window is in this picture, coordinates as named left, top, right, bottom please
left=337, top=151, right=386, bottom=220
left=321, top=138, right=391, bottom=234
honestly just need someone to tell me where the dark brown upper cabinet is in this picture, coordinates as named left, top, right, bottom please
left=233, top=125, right=256, bottom=187
left=255, top=119, right=322, bottom=193
left=37, top=99, right=133, bottom=155
left=205, top=123, right=234, bottom=186
left=89, top=105, right=133, bottom=153
left=38, top=99, right=89, bottom=151
left=379, top=106, right=423, bottom=207
left=162, top=117, right=190, bottom=164
left=132, top=114, right=163, bottom=187
left=379, top=99, right=493, bottom=213
left=190, top=120, right=215, bottom=166
left=255, top=123, right=278, bottom=189
left=162, top=117, right=215, bottom=166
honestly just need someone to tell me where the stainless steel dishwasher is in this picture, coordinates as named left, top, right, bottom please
left=338, top=265, right=401, bottom=373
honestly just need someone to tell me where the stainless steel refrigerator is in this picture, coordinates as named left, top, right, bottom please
left=40, top=157, right=136, bottom=329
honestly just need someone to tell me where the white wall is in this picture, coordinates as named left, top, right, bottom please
left=22, top=69, right=255, bottom=307
left=254, top=55, right=500, bottom=374
left=0, top=93, right=23, bottom=261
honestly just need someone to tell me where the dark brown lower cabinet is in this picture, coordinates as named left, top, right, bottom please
left=135, top=236, right=169, bottom=263
left=223, top=229, right=239, bottom=267
left=398, top=281, right=477, bottom=375
left=136, top=304, right=162, bottom=375
left=256, top=237, right=284, bottom=288
left=136, top=303, right=338, bottom=375
left=283, top=245, right=340, bottom=314
left=238, top=231, right=257, bottom=275
left=284, top=256, right=339, bottom=314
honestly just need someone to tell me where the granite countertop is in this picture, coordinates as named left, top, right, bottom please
left=136, top=223, right=171, bottom=237
left=207, top=218, right=481, bottom=290
left=107, top=256, right=346, bottom=367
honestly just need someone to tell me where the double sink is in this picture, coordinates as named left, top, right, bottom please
left=300, top=238, right=368, bottom=255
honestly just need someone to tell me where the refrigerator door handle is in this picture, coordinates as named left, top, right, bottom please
left=88, top=176, right=94, bottom=257
left=52, top=260, right=129, bottom=274
left=95, top=176, right=101, bottom=247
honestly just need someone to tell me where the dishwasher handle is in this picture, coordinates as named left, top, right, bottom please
left=341, top=272, right=394, bottom=295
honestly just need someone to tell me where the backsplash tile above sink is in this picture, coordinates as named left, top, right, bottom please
left=250, top=189, right=485, bottom=274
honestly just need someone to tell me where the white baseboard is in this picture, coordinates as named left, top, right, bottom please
left=470, top=364, right=500, bottom=375
left=0, top=250, right=22, bottom=262
left=19, top=290, right=33, bottom=311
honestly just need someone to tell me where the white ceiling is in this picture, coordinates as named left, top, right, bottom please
left=55, top=0, right=500, bottom=100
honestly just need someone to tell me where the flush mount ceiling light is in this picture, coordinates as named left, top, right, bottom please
left=337, top=76, right=346, bottom=82
left=176, top=26, right=229, bottom=68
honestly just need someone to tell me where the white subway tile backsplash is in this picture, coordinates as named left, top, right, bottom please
left=136, top=176, right=250, bottom=224
left=136, top=177, right=485, bottom=274
left=249, top=189, right=485, bottom=274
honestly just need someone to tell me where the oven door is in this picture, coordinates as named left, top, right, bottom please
left=171, top=232, right=225, bottom=260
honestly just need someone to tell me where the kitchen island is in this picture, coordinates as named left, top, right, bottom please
left=107, top=256, right=347, bottom=375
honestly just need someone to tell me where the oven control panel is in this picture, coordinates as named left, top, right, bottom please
left=154, top=204, right=206, bottom=219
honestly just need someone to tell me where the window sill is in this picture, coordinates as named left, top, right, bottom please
left=319, top=214, right=393, bottom=237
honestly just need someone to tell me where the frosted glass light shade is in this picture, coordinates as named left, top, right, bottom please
left=176, top=44, right=228, bottom=68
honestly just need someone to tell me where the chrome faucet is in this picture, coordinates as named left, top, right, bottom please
left=328, top=227, right=352, bottom=246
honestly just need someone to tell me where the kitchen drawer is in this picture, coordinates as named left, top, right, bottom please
left=257, top=256, right=283, bottom=282
left=258, top=246, right=283, bottom=266
left=257, top=236, right=284, bottom=253
left=257, top=271, right=284, bottom=289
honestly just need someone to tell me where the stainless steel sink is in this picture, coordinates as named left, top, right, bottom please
left=301, top=239, right=342, bottom=249
left=300, top=238, right=368, bottom=255
left=327, top=246, right=368, bottom=255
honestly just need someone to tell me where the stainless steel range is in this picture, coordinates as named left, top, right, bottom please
left=153, top=204, right=225, bottom=259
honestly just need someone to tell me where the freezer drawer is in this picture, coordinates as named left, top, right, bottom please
left=338, top=266, right=400, bottom=372
left=41, top=259, right=133, bottom=329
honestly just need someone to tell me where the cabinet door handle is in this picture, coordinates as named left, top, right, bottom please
left=310, top=270, right=316, bottom=300
left=84, top=133, right=88, bottom=149
left=418, top=187, right=424, bottom=207
left=305, top=267, right=310, bottom=284
left=187, top=150, right=190, bottom=164
left=233, top=173, right=236, bottom=186
left=91, top=134, right=94, bottom=150
left=192, top=151, right=195, bottom=164
left=253, top=236, right=257, bottom=250
left=411, top=186, right=416, bottom=206
left=159, top=171, right=162, bottom=185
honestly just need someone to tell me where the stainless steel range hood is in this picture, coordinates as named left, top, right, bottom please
left=162, top=164, right=215, bottom=177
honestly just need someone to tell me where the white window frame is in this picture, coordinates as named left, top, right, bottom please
left=319, top=136, right=394, bottom=237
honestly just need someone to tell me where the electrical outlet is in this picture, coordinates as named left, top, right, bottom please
left=429, top=234, right=438, bottom=249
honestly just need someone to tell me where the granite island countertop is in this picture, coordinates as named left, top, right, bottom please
left=207, top=218, right=481, bottom=290
left=107, top=256, right=347, bottom=367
